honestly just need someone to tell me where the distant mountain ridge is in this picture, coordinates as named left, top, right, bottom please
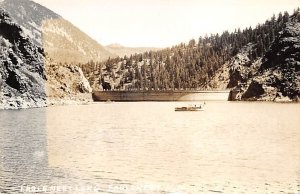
left=0, top=0, right=115, bottom=63
left=105, top=43, right=160, bottom=57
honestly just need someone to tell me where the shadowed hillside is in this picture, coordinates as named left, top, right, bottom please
left=0, top=8, right=46, bottom=109
left=239, top=12, right=300, bottom=101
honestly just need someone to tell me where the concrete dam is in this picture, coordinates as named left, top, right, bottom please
left=92, top=90, right=231, bottom=101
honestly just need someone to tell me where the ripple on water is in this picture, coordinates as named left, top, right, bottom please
left=1, top=102, right=300, bottom=193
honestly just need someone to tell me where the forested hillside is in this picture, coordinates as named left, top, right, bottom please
left=82, top=9, right=295, bottom=93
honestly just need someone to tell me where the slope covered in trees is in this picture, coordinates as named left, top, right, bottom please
left=82, top=9, right=296, bottom=93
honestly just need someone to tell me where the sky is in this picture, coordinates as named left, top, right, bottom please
left=33, top=0, right=300, bottom=48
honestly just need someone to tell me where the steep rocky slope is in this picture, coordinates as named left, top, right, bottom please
left=45, top=62, right=92, bottom=105
left=0, top=9, right=92, bottom=109
left=0, top=0, right=115, bottom=63
left=0, top=8, right=46, bottom=109
left=207, top=43, right=261, bottom=90
left=232, top=13, right=300, bottom=101
left=206, top=12, right=300, bottom=102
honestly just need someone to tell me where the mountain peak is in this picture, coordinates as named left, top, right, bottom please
left=0, top=0, right=115, bottom=63
left=1, top=0, right=61, bottom=21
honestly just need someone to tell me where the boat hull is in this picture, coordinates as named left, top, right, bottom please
left=175, top=107, right=205, bottom=111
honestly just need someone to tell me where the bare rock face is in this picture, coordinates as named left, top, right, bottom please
left=0, top=9, right=46, bottom=109
left=241, top=13, right=300, bottom=101
left=207, top=43, right=262, bottom=92
left=242, top=80, right=265, bottom=99
left=78, top=68, right=93, bottom=93
left=208, top=12, right=300, bottom=102
left=45, top=63, right=92, bottom=102
left=0, top=9, right=92, bottom=109
left=227, top=46, right=253, bottom=88
left=226, top=44, right=262, bottom=89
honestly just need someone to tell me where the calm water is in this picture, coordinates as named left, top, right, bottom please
left=0, top=102, right=300, bottom=194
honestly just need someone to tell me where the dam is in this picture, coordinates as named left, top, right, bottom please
left=92, top=90, right=231, bottom=101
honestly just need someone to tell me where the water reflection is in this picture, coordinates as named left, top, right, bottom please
left=0, top=108, right=48, bottom=193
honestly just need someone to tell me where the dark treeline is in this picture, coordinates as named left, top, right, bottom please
left=80, top=9, right=298, bottom=91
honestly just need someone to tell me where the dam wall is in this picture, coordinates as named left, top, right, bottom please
left=92, top=90, right=231, bottom=101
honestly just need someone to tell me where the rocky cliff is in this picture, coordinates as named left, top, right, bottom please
left=0, top=9, right=92, bottom=109
left=231, top=13, right=300, bottom=101
left=207, top=12, right=300, bottom=102
left=45, top=62, right=92, bottom=105
left=207, top=43, right=262, bottom=90
left=0, top=8, right=46, bottom=109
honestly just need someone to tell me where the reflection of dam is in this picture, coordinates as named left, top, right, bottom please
left=92, top=90, right=231, bottom=101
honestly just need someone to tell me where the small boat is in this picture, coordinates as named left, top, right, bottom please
left=175, top=104, right=205, bottom=111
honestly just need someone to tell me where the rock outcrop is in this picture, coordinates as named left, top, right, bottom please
left=0, top=9, right=46, bottom=109
left=0, top=9, right=93, bottom=109
left=45, top=63, right=92, bottom=102
left=240, top=13, right=300, bottom=101
left=208, top=12, right=300, bottom=102
left=208, top=43, right=262, bottom=90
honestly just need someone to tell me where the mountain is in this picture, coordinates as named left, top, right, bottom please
left=105, top=43, right=160, bottom=57
left=0, top=8, right=93, bottom=109
left=0, top=0, right=115, bottom=63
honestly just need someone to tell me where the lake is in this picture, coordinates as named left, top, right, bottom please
left=0, top=102, right=300, bottom=194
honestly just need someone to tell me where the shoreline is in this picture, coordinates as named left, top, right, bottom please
left=1, top=98, right=299, bottom=110
left=0, top=94, right=93, bottom=110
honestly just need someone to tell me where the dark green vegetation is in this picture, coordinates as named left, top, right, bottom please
left=81, top=9, right=297, bottom=92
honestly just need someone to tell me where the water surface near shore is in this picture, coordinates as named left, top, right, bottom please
left=0, top=102, right=300, bottom=193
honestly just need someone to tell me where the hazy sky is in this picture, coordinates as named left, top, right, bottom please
left=33, top=0, right=300, bottom=47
